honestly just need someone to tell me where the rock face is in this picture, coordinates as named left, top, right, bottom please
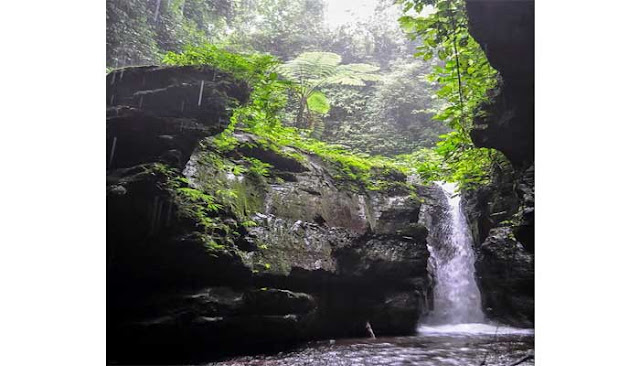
left=465, top=0, right=534, bottom=168
left=107, top=66, right=437, bottom=364
left=475, top=227, right=534, bottom=327
left=461, top=153, right=534, bottom=327
left=107, top=65, right=250, bottom=170
left=461, top=0, right=535, bottom=328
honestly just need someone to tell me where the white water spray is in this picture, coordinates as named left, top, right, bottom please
left=426, top=181, right=484, bottom=325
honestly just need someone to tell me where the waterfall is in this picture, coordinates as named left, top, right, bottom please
left=426, top=181, right=484, bottom=325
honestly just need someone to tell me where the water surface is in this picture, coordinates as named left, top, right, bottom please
left=210, top=324, right=534, bottom=366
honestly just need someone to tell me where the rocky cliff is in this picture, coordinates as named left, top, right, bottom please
left=462, top=162, right=534, bottom=327
left=466, top=0, right=534, bottom=168
left=462, top=0, right=535, bottom=328
left=107, top=66, right=437, bottom=364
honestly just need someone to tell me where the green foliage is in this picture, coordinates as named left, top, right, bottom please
left=209, top=130, right=240, bottom=153
left=313, top=2, right=450, bottom=155
left=322, top=59, right=450, bottom=156
left=226, top=0, right=328, bottom=58
left=243, top=220, right=259, bottom=228
left=107, top=0, right=235, bottom=67
left=307, top=91, right=331, bottom=114
left=163, top=44, right=274, bottom=82
left=177, top=187, right=222, bottom=212
left=112, top=1, right=520, bottom=257
left=163, top=44, right=291, bottom=131
left=277, top=52, right=380, bottom=128
left=245, top=157, right=273, bottom=177
left=141, top=165, right=238, bottom=251
left=141, top=160, right=262, bottom=253
left=398, top=0, right=501, bottom=189
left=118, top=1, right=507, bottom=193
left=395, top=147, right=443, bottom=181
left=175, top=187, right=223, bottom=231
left=108, top=0, right=453, bottom=158
left=327, top=1, right=417, bottom=67
left=237, top=123, right=411, bottom=192
left=163, top=44, right=414, bottom=192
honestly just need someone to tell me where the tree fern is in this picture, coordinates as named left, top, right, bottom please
left=277, top=52, right=380, bottom=128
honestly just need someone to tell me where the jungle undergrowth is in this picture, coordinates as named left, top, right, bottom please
left=161, top=4, right=508, bottom=194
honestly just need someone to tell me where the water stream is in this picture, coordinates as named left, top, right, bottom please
left=209, top=330, right=534, bottom=366
left=426, top=181, right=484, bottom=325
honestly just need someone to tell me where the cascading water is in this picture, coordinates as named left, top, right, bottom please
left=426, top=181, right=484, bottom=325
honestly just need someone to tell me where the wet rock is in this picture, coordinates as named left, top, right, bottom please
left=106, top=66, right=249, bottom=170
left=475, top=227, right=534, bottom=328
left=461, top=161, right=534, bottom=327
left=367, top=193, right=422, bottom=235
left=107, top=65, right=250, bottom=122
left=371, top=291, right=426, bottom=335
left=107, top=68, right=436, bottom=363
left=466, top=0, right=534, bottom=167
left=461, top=166, right=520, bottom=247
left=336, top=235, right=428, bottom=281
left=242, top=289, right=316, bottom=315
left=234, top=133, right=309, bottom=173
left=513, top=165, right=535, bottom=252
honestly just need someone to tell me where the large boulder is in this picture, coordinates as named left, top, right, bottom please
left=107, top=66, right=436, bottom=364
left=475, top=227, right=534, bottom=327
left=184, top=134, right=433, bottom=338
left=466, top=0, right=534, bottom=167
left=461, top=162, right=534, bottom=327
left=111, top=287, right=319, bottom=364
left=106, top=65, right=249, bottom=170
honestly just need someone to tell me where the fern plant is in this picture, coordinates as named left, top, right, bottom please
left=277, top=52, right=381, bottom=129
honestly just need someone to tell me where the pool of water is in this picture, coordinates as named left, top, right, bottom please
left=208, top=324, right=534, bottom=366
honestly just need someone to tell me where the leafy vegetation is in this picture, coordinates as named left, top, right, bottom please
left=234, top=123, right=413, bottom=193
left=107, top=0, right=235, bottom=67
left=163, top=44, right=290, bottom=131
left=277, top=52, right=381, bottom=129
left=398, top=0, right=503, bottom=189
left=322, top=59, right=450, bottom=155
left=108, top=0, right=450, bottom=156
left=244, top=157, right=273, bottom=177
left=137, top=162, right=240, bottom=252
left=162, top=43, right=411, bottom=191
left=110, top=0, right=508, bottom=191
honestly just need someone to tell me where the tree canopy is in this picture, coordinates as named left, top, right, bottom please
left=109, top=0, right=510, bottom=190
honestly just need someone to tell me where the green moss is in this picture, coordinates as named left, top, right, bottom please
left=133, top=163, right=245, bottom=253
left=189, top=146, right=268, bottom=228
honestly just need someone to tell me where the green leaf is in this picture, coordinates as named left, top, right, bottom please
left=307, top=91, right=331, bottom=114
left=398, top=15, right=416, bottom=32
